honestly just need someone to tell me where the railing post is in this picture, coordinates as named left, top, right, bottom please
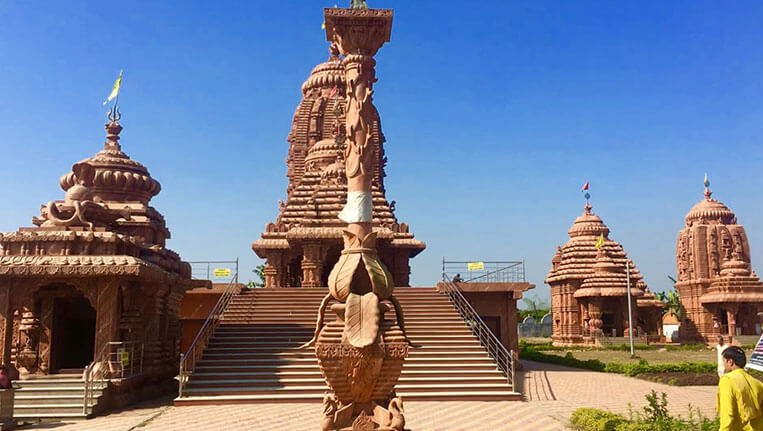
left=179, top=353, right=185, bottom=398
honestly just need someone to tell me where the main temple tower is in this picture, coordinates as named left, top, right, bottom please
left=252, top=40, right=425, bottom=288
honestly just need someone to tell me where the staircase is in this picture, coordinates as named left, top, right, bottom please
left=176, top=287, right=519, bottom=404
left=13, top=373, right=105, bottom=420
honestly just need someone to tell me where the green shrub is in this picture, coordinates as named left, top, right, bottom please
left=570, top=392, right=719, bottom=431
left=570, top=408, right=626, bottom=431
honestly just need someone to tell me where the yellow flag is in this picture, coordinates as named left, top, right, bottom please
left=103, top=70, right=123, bottom=105
left=594, top=233, right=605, bottom=249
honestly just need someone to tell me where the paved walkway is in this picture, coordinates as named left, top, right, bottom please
left=14, top=361, right=722, bottom=430
left=519, top=360, right=718, bottom=422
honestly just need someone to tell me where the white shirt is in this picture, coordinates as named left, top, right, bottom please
left=716, top=344, right=727, bottom=377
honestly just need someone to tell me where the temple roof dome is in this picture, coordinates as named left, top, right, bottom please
left=301, top=43, right=344, bottom=95
left=568, top=203, right=610, bottom=238
left=685, top=187, right=736, bottom=227
left=59, top=116, right=161, bottom=204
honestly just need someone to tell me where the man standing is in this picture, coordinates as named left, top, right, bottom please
left=717, top=346, right=763, bottom=430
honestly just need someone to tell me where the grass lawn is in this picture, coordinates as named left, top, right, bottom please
left=538, top=347, right=755, bottom=365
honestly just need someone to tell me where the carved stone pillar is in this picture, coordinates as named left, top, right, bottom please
left=727, top=303, right=739, bottom=338
left=17, top=307, right=40, bottom=374
left=393, top=249, right=410, bottom=287
left=301, top=242, right=323, bottom=288
left=0, top=280, right=12, bottom=364
left=94, top=279, right=119, bottom=362
left=264, top=252, right=283, bottom=288
left=37, top=297, right=54, bottom=374
left=588, top=301, right=603, bottom=337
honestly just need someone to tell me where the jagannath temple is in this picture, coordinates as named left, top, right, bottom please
left=675, top=179, right=763, bottom=342
left=0, top=108, right=206, bottom=413
left=251, top=43, right=425, bottom=288
left=546, top=198, right=663, bottom=345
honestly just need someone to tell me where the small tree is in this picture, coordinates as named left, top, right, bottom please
left=658, top=276, right=682, bottom=321
left=246, top=264, right=266, bottom=288
left=519, top=295, right=550, bottom=321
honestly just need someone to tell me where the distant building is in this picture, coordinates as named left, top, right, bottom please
left=676, top=182, right=763, bottom=342
left=546, top=201, right=662, bottom=345
left=251, top=44, right=425, bottom=288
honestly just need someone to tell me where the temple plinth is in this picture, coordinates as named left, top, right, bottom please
left=252, top=23, right=424, bottom=289
left=675, top=181, right=763, bottom=343
left=546, top=201, right=662, bottom=346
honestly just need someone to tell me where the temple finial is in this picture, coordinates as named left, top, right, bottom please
left=104, top=105, right=122, bottom=152
left=704, top=173, right=712, bottom=200
left=350, top=0, right=369, bottom=8
left=582, top=181, right=591, bottom=212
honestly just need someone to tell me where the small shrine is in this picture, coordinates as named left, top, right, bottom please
left=546, top=199, right=662, bottom=345
left=0, top=107, right=206, bottom=403
left=675, top=179, right=763, bottom=342
left=252, top=42, right=425, bottom=288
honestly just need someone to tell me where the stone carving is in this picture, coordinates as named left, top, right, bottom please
left=675, top=181, right=763, bottom=342
left=33, top=161, right=131, bottom=230
left=301, top=7, right=408, bottom=430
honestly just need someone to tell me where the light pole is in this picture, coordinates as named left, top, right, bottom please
left=626, top=261, right=635, bottom=358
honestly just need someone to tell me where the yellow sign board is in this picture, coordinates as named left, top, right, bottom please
left=120, top=350, right=129, bottom=367
left=467, top=262, right=484, bottom=271
left=214, top=268, right=231, bottom=277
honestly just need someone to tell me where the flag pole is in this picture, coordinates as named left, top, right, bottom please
left=626, top=261, right=635, bottom=358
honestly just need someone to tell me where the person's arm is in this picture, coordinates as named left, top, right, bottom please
left=717, top=377, right=736, bottom=431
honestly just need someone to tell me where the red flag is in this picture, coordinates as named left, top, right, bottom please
left=328, top=86, right=338, bottom=98
left=581, top=181, right=589, bottom=192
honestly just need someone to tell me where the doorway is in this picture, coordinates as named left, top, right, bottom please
left=51, top=296, right=96, bottom=372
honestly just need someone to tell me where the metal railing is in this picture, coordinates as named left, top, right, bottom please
left=189, top=259, right=239, bottom=283
left=83, top=341, right=144, bottom=415
left=439, top=276, right=515, bottom=390
left=178, top=272, right=240, bottom=397
left=442, top=259, right=525, bottom=283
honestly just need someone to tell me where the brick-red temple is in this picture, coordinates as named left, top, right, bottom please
left=252, top=44, right=425, bottom=288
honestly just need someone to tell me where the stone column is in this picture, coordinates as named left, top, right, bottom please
left=301, top=242, right=323, bottom=288
left=727, top=304, right=739, bottom=338
left=588, top=301, right=603, bottom=337
left=264, top=252, right=283, bottom=288
left=94, top=279, right=119, bottom=362
left=0, top=280, right=12, bottom=365
left=37, top=297, right=54, bottom=374
left=393, top=249, right=410, bottom=287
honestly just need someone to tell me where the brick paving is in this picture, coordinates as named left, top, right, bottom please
left=520, top=360, right=718, bottom=422
left=14, top=360, right=723, bottom=430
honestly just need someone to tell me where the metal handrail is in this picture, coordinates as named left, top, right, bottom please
left=83, top=341, right=144, bottom=415
left=178, top=272, right=240, bottom=397
left=439, top=276, right=515, bottom=390
left=463, top=262, right=524, bottom=283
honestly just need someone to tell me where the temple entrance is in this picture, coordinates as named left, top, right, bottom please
left=321, top=245, right=342, bottom=287
left=51, top=296, right=96, bottom=372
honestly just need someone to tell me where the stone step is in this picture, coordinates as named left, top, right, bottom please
left=174, top=390, right=520, bottom=405
left=14, top=404, right=89, bottom=416
left=186, top=375, right=507, bottom=387
left=182, top=382, right=511, bottom=395
left=14, top=393, right=102, bottom=406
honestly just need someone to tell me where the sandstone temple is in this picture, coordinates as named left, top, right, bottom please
left=251, top=43, right=425, bottom=288
left=546, top=201, right=663, bottom=345
left=0, top=108, right=206, bottom=418
left=675, top=181, right=763, bottom=342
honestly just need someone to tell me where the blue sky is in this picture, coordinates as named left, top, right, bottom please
left=1, top=1, right=762, bottom=304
